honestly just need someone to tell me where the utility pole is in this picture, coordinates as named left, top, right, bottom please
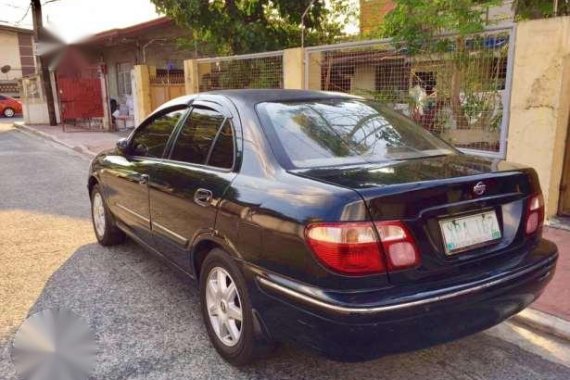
left=31, top=0, right=57, bottom=126
left=301, top=0, right=316, bottom=49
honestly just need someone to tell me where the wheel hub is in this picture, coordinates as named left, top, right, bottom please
left=205, top=267, right=243, bottom=347
left=92, top=193, right=106, bottom=238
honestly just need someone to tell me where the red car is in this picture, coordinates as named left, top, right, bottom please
left=0, top=94, right=23, bottom=118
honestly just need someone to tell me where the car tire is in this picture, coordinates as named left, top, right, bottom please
left=90, top=184, right=125, bottom=246
left=3, top=107, right=15, bottom=118
left=200, top=248, right=259, bottom=366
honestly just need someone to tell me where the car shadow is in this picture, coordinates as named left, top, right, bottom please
left=2, top=241, right=569, bottom=380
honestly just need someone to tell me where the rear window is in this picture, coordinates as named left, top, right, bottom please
left=257, top=99, right=457, bottom=169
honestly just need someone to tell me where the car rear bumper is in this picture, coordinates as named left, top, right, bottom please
left=245, top=239, right=558, bottom=361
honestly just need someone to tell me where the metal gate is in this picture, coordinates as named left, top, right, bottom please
left=56, top=65, right=105, bottom=131
left=150, top=69, right=186, bottom=110
left=304, top=25, right=516, bottom=158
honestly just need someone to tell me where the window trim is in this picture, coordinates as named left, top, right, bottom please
left=204, top=118, right=236, bottom=169
left=127, top=105, right=190, bottom=160
left=163, top=103, right=237, bottom=172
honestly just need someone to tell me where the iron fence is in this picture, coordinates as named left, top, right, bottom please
left=196, top=51, right=284, bottom=92
left=305, top=25, right=516, bottom=157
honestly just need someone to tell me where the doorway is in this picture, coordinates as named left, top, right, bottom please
left=559, top=117, right=570, bottom=216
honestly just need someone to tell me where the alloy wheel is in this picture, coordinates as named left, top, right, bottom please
left=205, top=267, right=243, bottom=347
left=92, top=192, right=106, bottom=238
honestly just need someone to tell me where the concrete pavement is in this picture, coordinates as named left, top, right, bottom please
left=13, top=121, right=129, bottom=157
left=1, top=121, right=570, bottom=379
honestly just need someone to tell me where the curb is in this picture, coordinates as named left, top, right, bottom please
left=545, top=218, right=570, bottom=232
left=511, top=308, right=570, bottom=342
left=13, top=122, right=97, bottom=158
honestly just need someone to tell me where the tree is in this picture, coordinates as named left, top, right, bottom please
left=150, top=0, right=354, bottom=55
left=515, top=0, right=570, bottom=19
left=377, top=0, right=501, bottom=130
left=379, top=0, right=498, bottom=53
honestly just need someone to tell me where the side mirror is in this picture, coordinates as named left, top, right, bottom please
left=116, top=138, right=129, bottom=154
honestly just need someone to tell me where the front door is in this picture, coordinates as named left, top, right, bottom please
left=149, top=102, right=238, bottom=272
left=102, top=106, right=187, bottom=243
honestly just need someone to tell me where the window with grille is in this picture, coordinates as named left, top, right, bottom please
left=117, top=62, right=133, bottom=97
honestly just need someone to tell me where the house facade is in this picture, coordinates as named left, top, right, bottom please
left=22, top=17, right=194, bottom=129
left=78, top=17, right=192, bottom=111
left=0, top=25, right=35, bottom=97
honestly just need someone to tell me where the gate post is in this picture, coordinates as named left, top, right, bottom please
left=184, top=59, right=199, bottom=94
left=306, top=51, right=322, bottom=90
left=132, top=65, right=152, bottom=125
left=283, top=48, right=305, bottom=89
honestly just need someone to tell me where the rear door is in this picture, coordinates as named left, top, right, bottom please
left=102, top=106, right=187, bottom=244
left=149, top=101, right=238, bottom=272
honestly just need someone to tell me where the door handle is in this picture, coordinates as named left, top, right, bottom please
left=194, top=188, right=213, bottom=207
left=139, top=174, right=149, bottom=185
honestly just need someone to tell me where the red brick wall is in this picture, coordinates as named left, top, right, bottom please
left=360, top=0, right=396, bottom=35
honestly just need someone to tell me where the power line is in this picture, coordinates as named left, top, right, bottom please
left=15, top=3, right=32, bottom=25
left=0, top=1, right=28, bottom=9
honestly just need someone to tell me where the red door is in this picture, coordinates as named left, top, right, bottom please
left=57, top=67, right=104, bottom=122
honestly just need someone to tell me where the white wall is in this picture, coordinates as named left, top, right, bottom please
left=0, top=30, right=23, bottom=80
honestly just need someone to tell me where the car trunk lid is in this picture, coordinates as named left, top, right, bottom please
left=291, top=154, right=542, bottom=286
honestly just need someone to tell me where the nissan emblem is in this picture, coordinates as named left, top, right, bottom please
left=473, top=181, right=486, bottom=196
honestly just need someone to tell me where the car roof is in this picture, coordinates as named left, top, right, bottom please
left=154, top=89, right=360, bottom=113
left=206, top=89, right=360, bottom=105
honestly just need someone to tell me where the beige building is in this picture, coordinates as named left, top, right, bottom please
left=0, top=25, right=35, bottom=97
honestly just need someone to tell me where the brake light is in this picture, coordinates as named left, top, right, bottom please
left=305, top=222, right=384, bottom=275
left=305, top=221, right=420, bottom=275
left=525, top=194, right=544, bottom=235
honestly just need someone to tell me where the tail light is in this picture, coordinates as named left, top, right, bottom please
left=375, top=221, right=420, bottom=271
left=305, top=222, right=384, bottom=275
left=305, top=221, right=420, bottom=276
left=525, top=194, right=544, bottom=235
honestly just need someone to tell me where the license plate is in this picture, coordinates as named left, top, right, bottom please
left=439, top=211, right=501, bottom=255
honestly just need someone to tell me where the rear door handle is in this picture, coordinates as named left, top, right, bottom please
left=139, top=174, right=149, bottom=185
left=194, top=188, right=213, bottom=207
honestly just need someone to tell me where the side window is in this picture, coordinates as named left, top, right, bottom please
left=130, top=108, right=186, bottom=158
left=208, top=120, right=234, bottom=169
left=170, top=107, right=225, bottom=165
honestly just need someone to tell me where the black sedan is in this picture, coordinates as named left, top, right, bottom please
left=88, top=90, right=558, bottom=365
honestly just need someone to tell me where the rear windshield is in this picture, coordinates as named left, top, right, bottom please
left=257, top=99, right=457, bottom=169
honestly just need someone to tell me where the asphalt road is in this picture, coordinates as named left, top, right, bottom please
left=1, top=122, right=570, bottom=380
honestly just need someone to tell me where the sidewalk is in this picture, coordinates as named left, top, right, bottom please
left=14, top=122, right=129, bottom=157
left=10, top=121, right=570, bottom=340
left=509, top=225, right=570, bottom=340
left=533, top=226, right=570, bottom=320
